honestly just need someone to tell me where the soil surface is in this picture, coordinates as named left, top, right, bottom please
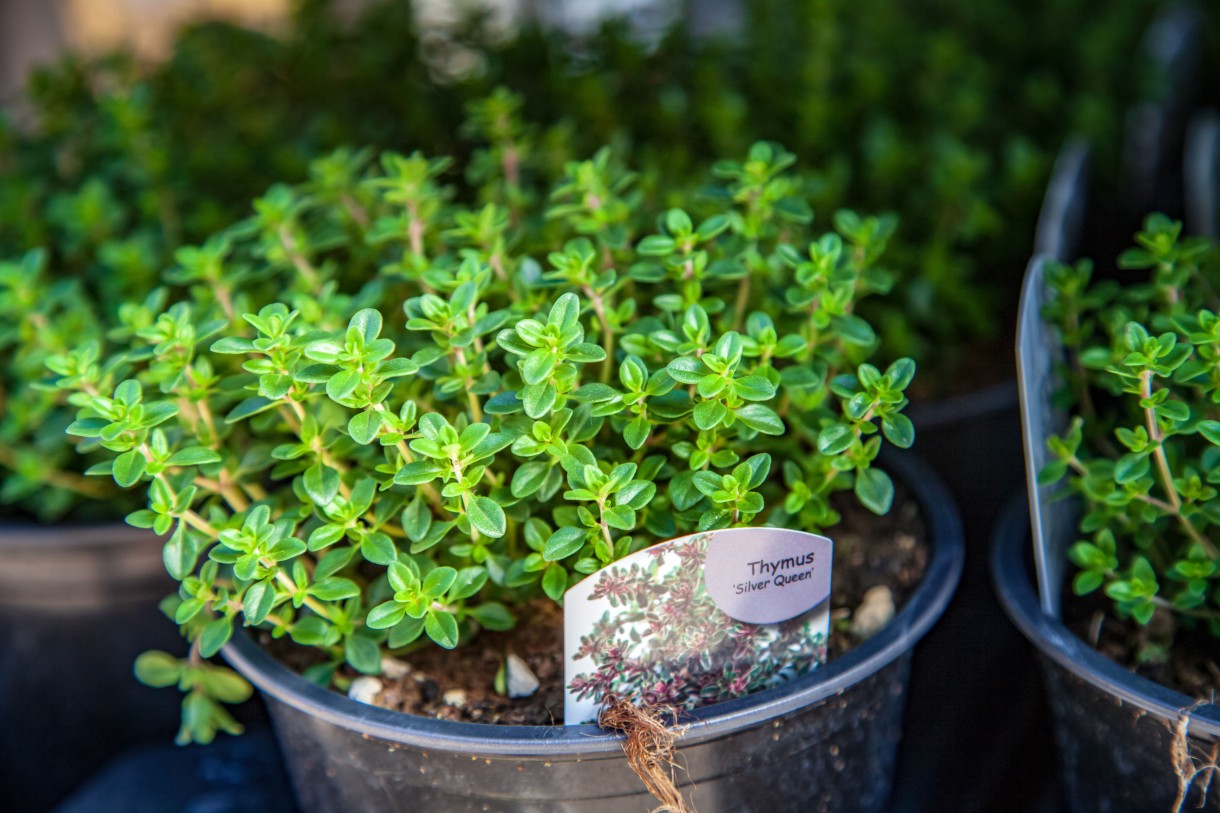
left=269, top=483, right=928, bottom=726
left=1064, top=591, right=1220, bottom=702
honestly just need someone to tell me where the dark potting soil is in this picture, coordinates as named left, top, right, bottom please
left=1064, top=591, right=1220, bottom=702
left=268, top=485, right=928, bottom=726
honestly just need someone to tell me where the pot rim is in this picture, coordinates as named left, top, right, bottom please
left=223, top=449, right=963, bottom=757
left=991, top=494, right=1220, bottom=737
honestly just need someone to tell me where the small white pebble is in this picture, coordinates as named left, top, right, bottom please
left=850, top=585, right=895, bottom=640
left=443, top=689, right=468, bottom=708
left=348, top=676, right=383, bottom=705
left=380, top=656, right=411, bottom=679
left=505, top=653, right=541, bottom=699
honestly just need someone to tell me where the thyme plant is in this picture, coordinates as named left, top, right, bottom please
left=55, top=141, right=914, bottom=742
left=1042, top=216, right=1220, bottom=656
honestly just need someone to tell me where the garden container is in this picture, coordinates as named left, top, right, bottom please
left=0, top=523, right=184, bottom=813
left=992, top=496, right=1220, bottom=813
left=224, top=450, right=962, bottom=813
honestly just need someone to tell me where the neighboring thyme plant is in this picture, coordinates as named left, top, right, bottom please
left=54, top=140, right=914, bottom=741
left=1042, top=215, right=1220, bottom=660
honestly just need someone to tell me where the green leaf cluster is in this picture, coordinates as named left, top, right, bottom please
left=2, top=0, right=1163, bottom=518
left=54, top=138, right=913, bottom=740
left=1042, top=215, right=1220, bottom=652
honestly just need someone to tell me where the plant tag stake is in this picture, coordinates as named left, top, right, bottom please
left=563, top=528, right=832, bottom=725
left=1017, top=256, right=1071, bottom=617
left=1018, top=141, right=1088, bottom=618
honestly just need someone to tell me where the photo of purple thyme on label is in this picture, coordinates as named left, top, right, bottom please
left=562, top=528, right=833, bottom=724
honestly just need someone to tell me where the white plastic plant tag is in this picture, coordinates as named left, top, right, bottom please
left=562, top=528, right=832, bottom=725
left=1017, top=256, right=1074, bottom=618
left=1019, top=140, right=1090, bottom=618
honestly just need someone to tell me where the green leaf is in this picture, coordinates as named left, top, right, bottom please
left=423, top=567, right=458, bottom=598
left=345, top=634, right=382, bottom=674
left=196, top=667, right=252, bottom=704
left=881, top=415, right=915, bottom=449
left=199, top=617, right=233, bottom=658
left=424, top=610, right=460, bottom=649
left=134, top=651, right=181, bottom=687
left=113, top=450, right=147, bottom=488
left=394, top=461, right=443, bottom=485
left=303, top=462, right=340, bottom=506
left=541, top=565, right=568, bottom=601
left=733, top=376, right=776, bottom=401
left=522, top=382, right=557, bottom=418
left=543, top=527, right=585, bottom=561
left=167, top=447, right=223, bottom=466
left=1114, top=453, right=1150, bottom=484
left=387, top=616, right=426, bottom=648
left=1199, top=420, right=1220, bottom=446
left=693, top=399, right=727, bottom=430
left=468, top=602, right=515, bottom=631
left=447, top=567, right=488, bottom=601
left=603, top=506, right=636, bottom=530
left=361, top=532, right=398, bottom=566
left=467, top=497, right=506, bottom=538
left=225, top=397, right=277, bottom=423
left=817, top=424, right=855, bottom=455
left=511, top=462, right=550, bottom=498
left=855, top=468, right=894, bottom=515
left=348, top=308, right=383, bottom=343
left=366, top=602, right=407, bottom=630
left=638, top=235, right=676, bottom=255
left=402, top=496, right=432, bottom=543
left=735, top=404, right=784, bottom=435
left=308, top=524, right=345, bottom=551
left=243, top=581, right=277, bottom=624
left=327, top=369, right=361, bottom=402
left=348, top=410, right=382, bottom=444
left=309, top=577, right=360, bottom=601
left=666, top=357, right=706, bottom=384
left=522, top=349, right=557, bottom=385
left=624, top=416, right=650, bottom=449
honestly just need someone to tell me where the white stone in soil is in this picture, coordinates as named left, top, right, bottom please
left=850, top=585, right=895, bottom=640
left=348, top=676, right=383, bottom=705
left=505, top=653, right=540, bottom=699
left=443, top=688, right=468, bottom=708
left=380, top=656, right=411, bottom=679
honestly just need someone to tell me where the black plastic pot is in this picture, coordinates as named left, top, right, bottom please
left=992, top=496, right=1220, bottom=813
left=224, top=450, right=962, bottom=813
left=0, top=523, right=185, bottom=813
left=894, top=381, right=1058, bottom=813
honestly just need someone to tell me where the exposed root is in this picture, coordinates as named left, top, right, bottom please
left=1171, top=700, right=1219, bottom=812
left=599, top=695, right=696, bottom=813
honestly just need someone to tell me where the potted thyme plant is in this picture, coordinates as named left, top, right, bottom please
left=997, top=214, right=1220, bottom=812
left=55, top=140, right=963, bottom=811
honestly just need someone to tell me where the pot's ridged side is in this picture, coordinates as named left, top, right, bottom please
left=268, top=656, right=910, bottom=813
left=992, top=496, right=1220, bottom=813
left=1040, top=660, right=1218, bottom=812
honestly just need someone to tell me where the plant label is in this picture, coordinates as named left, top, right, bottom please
left=1017, top=255, right=1075, bottom=618
left=1019, top=140, right=1090, bottom=618
left=562, top=528, right=832, bottom=725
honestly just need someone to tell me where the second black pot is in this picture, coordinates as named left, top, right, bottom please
left=992, top=496, right=1220, bottom=813
left=0, top=523, right=185, bottom=813
left=224, top=450, right=963, bottom=813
